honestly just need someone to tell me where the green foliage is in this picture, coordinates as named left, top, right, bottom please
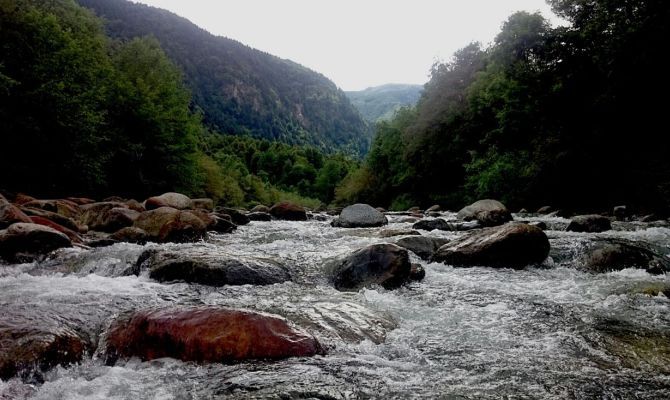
left=340, top=3, right=670, bottom=213
left=346, top=84, right=423, bottom=122
left=78, top=0, right=372, bottom=156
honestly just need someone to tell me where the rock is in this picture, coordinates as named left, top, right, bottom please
left=396, top=236, right=450, bottom=260
left=0, top=318, right=89, bottom=382
left=29, top=216, right=82, bottom=244
left=331, top=204, right=387, bottom=228
left=104, top=307, right=324, bottom=365
left=78, top=202, right=131, bottom=232
left=581, top=240, right=669, bottom=274
left=432, top=223, right=550, bottom=269
left=407, top=206, right=421, bottom=213
left=124, top=199, right=145, bottom=212
left=133, top=207, right=207, bottom=243
left=331, top=244, right=412, bottom=291
left=454, top=221, right=483, bottom=231
left=537, top=206, right=553, bottom=214
left=375, top=207, right=387, bottom=213
left=0, top=223, right=72, bottom=262
left=189, top=198, right=214, bottom=211
left=640, top=214, right=660, bottom=223
left=426, top=211, right=442, bottom=218
left=309, top=213, right=329, bottom=221
left=378, top=229, right=421, bottom=238
left=426, top=205, right=441, bottom=212
left=412, top=218, right=453, bottom=232
left=613, top=205, right=627, bottom=221
left=409, top=264, right=426, bottom=281
left=457, top=199, right=512, bottom=227
left=518, top=208, right=529, bottom=214
left=269, top=202, right=307, bottom=221
left=529, top=221, right=547, bottom=230
left=110, top=227, right=148, bottom=244
left=22, top=200, right=80, bottom=219
left=399, top=217, right=419, bottom=223
left=138, top=249, right=291, bottom=286
left=251, top=205, right=271, bottom=213
left=248, top=212, right=272, bottom=221
left=19, top=206, right=86, bottom=233
left=66, top=197, right=96, bottom=205
left=0, top=203, right=32, bottom=228
left=0, top=193, right=7, bottom=205
left=103, top=196, right=126, bottom=202
left=217, top=207, right=251, bottom=226
left=144, top=192, right=192, bottom=211
left=13, top=193, right=36, bottom=205
left=566, top=215, right=612, bottom=233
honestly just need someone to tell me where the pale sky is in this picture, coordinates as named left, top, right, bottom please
left=135, top=0, right=561, bottom=91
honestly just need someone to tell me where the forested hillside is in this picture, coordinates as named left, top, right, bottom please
left=346, top=84, right=423, bottom=122
left=77, top=0, right=370, bottom=156
left=337, top=0, right=670, bottom=214
left=0, top=0, right=357, bottom=206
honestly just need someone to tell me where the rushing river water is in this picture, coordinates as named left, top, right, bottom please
left=1, top=213, right=670, bottom=399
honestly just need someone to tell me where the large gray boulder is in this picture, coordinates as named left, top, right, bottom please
left=457, top=199, right=512, bottom=227
left=138, top=249, right=291, bottom=286
left=331, top=244, right=411, bottom=291
left=331, top=204, right=387, bottom=228
left=566, top=215, right=612, bottom=233
left=432, top=222, right=550, bottom=269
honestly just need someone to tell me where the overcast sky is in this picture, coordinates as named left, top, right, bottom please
left=135, top=0, right=561, bottom=91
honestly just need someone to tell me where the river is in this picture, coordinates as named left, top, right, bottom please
left=1, top=213, right=669, bottom=399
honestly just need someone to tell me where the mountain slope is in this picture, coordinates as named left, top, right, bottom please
left=346, top=84, right=423, bottom=122
left=78, top=0, right=371, bottom=155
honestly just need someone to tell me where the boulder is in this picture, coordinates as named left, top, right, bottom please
left=566, top=215, right=612, bottom=233
left=144, top=192, right=191, bottom=211
left=396, top=236, right=450, bottom=260
left=217, top=207, right=251, bottom=226
left=0, top=203, right=32, bottom=229
left=407, top=206, right=421, bottom=213
left=613, top=205, right=627, bottom=221
left=138, top=249, right=291, bottom=286
left=133, top=207, right=207, bottom=243
left=104, top=307, right=324, bottom=365
left=251, top=205, right=271, bottom=213
left=529, top=221, right=547, bottom=230
left=378, top=229, right=421, bottom=238
left=432, top=222, right=550, bottom=269
left=0, top=319, right=89, bottom=382
left=110, top=227, right=148, bottom=244
left=412, top=218, right=453, bottom=232
left=536, top=206, right=553, bottom=214
left=269, top=202, right=307, bottom=221
left=581, top=240, right=669, bottom=274
left=19, top=206, right=86, bottom=233
left=189, top=198, right=214, bottom=211
left=248, top=212, right=272, bottom=221
left=331, top=244, right=412, bottom=291
left=13, top=193, right=36, bottom=205
left=375, top=207, right=387, bottom=213
left=426, top=205, right=441, bottom=212
left=457, top=199, right=512, bottom=227
left=331, top=204, right=387, bottom=228
left=409, top=264, right=426, bottom=281
left=29, top=216, right=82, bottom=244
left=191, top=210, right=236, bottom=233
left=66, top=197, right=96, bottom=205
left=125, top=199, right=145, bottom=212
left=78, top=202, right=131, bottom=232
left=22, top=200, right=80, bottom=219
left=0, top=223, right=72, bottom=262
left=426, top=211, right=442, bottom=218
left=0, top=193, right=7, bottom=205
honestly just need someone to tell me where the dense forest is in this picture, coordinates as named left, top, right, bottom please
left=337, top=0, right=670, bottom=214
left=346, top=84, right=423, bottom=122
left=0, top=0, right=356, bottom=207
left=77, top=0, right=372, bottom=156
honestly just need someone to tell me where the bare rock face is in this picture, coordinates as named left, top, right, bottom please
left=331, top=244, right=412, bottom=291
left=144, top=192, right=192, bottom=211
left=270, top=202, right=307, bottom=221
left=331, top=204, right=387, bottom=228
left=457, top=199, right=512, bottom=227
left=104, top=307, right=325, bottom=364
left=0, top=223, right=72, bottom=262
left=432, top=222, right=550, bottom=269
left=566, top=215, right=612, bottom=233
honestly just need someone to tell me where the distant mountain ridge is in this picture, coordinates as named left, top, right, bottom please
left=78, top=0, right=371, bottom=155
left=346, top=84, right=423, bottom=122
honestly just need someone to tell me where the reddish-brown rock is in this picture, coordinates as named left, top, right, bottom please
left=29, top=216, right=82, bottom=244
left=0, top=223, right=72, bottom=262
left=0, top=203, right=32, bottom=229
left=66, top=197, right=97, bottom=205
left=22, top=200, right=81, bottom=219
left=13, top=193, right=36, bottom=205
left=105, top=307, right=325, bottom=364
left=269, top=202, right=307, bottom=221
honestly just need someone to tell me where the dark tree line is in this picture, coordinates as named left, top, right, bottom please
left=338, top=0, right=670, bottom=214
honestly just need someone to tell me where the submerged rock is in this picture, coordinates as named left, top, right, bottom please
left=248, top=212, right=272, bottom=221
left=145, top=192, right=192, bottom=210
left=409, top=263, right=426, bottom=281
left=412, top=218, right=452, bottom=232
left=104, top=307, right=324, bottom=364
left=432, top=222, right=550, bottom=269
left=581, top=240, right=669, bottom=274
left=138, top=249, right=291, bottom=286
left=216, top=207, right=251, bottom=226
left=566, top=215, right=612, bottom=233
left=396, top=236, right=450, bottom=260
left=270, top=202, right=307, bottom=221
left=331, top=244, right=412, bottom=291
left=0, top=223, right=72, bottom=262
left=457, top=199, right=512, bottom=227
left=331, top=204, right=387, bottom=228
left=378, top=229, right=421, bottom=238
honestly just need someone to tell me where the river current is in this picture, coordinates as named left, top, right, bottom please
left=1, top=213, right=669, bottom=399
